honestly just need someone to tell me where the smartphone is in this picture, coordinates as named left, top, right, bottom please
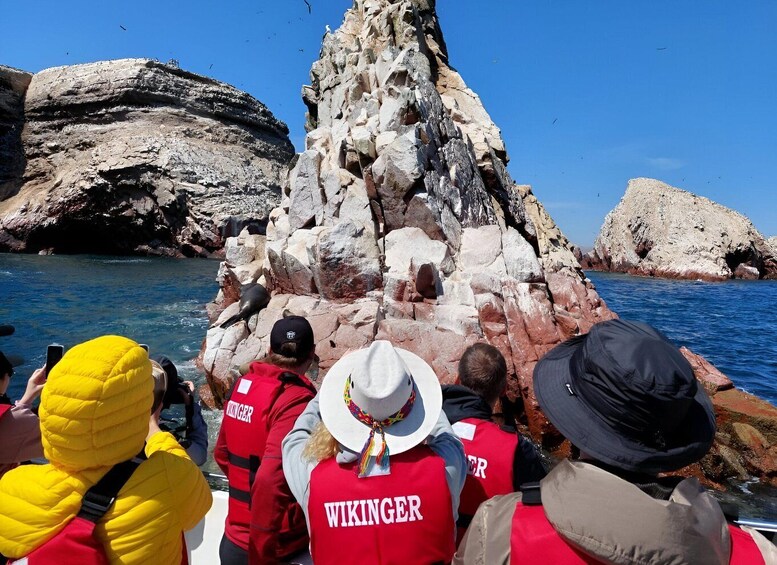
left=46, top=344, right=65, bottom=375
left=139, top=344, right=149, bottom=353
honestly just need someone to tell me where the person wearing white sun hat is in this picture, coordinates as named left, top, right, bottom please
left=282, top=340, right=467, bottom=565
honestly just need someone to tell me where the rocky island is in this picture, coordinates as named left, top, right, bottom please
left=200, top=0, right=777, bottom=488
left=1, top=0, right=774, bottom=493
left=584, top=177, right=777, bottom=281
left=0, top=59, right=293, bottom=257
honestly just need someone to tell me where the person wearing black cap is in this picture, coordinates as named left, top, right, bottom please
left=454, top=319, right=777, bottom=565
left=0, top=352, right=45, bottom=478
left=151, top=355, right=209, bottom=466
left=214, top=315, right=318, bottom=565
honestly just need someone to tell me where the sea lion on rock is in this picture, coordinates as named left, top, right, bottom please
left=415, top=263, right=439, bottom=299
left=218, top=283, right=270, bottom=329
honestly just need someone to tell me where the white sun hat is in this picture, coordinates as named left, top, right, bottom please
left=319, top=340, right=442, bottom=475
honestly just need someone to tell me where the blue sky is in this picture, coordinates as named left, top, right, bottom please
left=2, top=0, right=775, bottom=246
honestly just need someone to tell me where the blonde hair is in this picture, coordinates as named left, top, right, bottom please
left=149, top=360, right=167, bottom=414
left=302, top=422, right=340, bottom=462
left=259, top=351, right=307, bottom=370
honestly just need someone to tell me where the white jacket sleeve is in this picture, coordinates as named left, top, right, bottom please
left=281, top=393, right=322, bottom=519
left=426, top=409, right=467, bottom=523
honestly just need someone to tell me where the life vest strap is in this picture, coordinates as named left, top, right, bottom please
left=519, top=481, right=542, bottom=506
left=77, top=453, right=146, bottom=522
left=229, top=485, right=251, bottom=504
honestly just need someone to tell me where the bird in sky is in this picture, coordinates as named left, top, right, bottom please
left=119, top=24, right=127, bottom=31
left=304, top=0, right=312, bottom=14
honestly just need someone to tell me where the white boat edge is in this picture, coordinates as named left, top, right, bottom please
left=185, top=490, right=313, bottom=564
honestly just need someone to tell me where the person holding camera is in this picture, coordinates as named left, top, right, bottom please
left=215, top=316, right=318, bottom=565
left=0, top=352, right=44, bottom=478
left=152, top=355, right=209, bottom=466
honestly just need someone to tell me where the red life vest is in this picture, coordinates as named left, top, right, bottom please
left=0, top=404, right=11, bottom=418
left=454, top=417, right=517, bottom=542
left=308, top=445, right=456, bottom=565
left=5, top=455, right=192, bottom=565
left=509, top=501, right=765, bottom=565
left=220, top=363, right=315, bottom=550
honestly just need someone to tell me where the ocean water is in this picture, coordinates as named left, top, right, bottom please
left=2, top=255, right=775, bottom=516
left=0, top=253, right=226, bottom=474
left=587, top=272, right=777, bottom=405
left=0, top=254, right=219, bottom=391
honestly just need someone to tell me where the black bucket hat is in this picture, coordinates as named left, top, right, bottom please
left=534, top=319, right=716, bottom=474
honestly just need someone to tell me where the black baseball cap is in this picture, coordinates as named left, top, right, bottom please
left=270, top=316, right=315, bottom=360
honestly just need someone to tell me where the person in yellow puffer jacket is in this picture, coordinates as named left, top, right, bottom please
left=0, top=335, right=212, bottom=564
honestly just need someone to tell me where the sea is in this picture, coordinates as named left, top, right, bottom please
left=1, top=255, right=775, bottom=517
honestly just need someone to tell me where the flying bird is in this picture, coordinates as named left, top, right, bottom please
left=552, top=118, right=557, bottom=124
left=119, top=25, right=127, bottom=31
left=304, top=0, right=312, bottom=14
left=656, top=47, right=667, bottom=50
left=209, top=64, right=213, bottom=69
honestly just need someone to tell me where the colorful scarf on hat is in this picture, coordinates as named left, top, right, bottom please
left=344, top=375, right=416, bottom=477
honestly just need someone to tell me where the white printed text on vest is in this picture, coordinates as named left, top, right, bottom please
left=323, top=495, right=423, bottom=527
left=226, top=400, right=253, bottom=423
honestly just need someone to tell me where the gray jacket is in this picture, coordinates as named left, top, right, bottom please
left=281, top=394, right=467, bottom=525
left=454, top=459, right=777, bottom=565
left=0, top=403, right=43, bottom=478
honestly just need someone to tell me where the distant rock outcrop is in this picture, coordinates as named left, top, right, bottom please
left=0, top=59, right=294, bottom=256
left=585, top=178, right=777, bottom=281
left=0, top=66, right=32, bottom=201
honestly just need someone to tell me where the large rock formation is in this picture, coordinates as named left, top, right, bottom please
left=0, top=59, right=294, bottom=256
left=0, top=66, right=32, bottom=201
left=201, top=2, right=777, bottom=487
left=202, top=0, right=613, bottom=445
left=584, top=178, right=777, bottom=281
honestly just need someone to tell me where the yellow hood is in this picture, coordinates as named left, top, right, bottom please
left=40, top=335, right=152, bottom=471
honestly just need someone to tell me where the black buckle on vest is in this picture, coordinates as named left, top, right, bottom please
left=456, top=513, right=474, bottom=529
left=520, top=481, right=542, bottom=506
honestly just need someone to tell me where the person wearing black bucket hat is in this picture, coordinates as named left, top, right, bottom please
left=214, top=315, right=318, bottom=565
left=454, top=320, right=777, bottom=565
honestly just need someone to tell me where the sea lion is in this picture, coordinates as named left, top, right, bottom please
left=218, top=283, right=271, bottom=329
left=415, top=263, right=439, bottom=299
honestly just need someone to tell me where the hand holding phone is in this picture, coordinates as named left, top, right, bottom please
left=45, top=344, right=64, bottom=376
left=19, top=366, right=47, bottom=405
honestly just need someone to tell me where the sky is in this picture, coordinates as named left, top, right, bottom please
left=2, top=0, right=775, bottom=247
